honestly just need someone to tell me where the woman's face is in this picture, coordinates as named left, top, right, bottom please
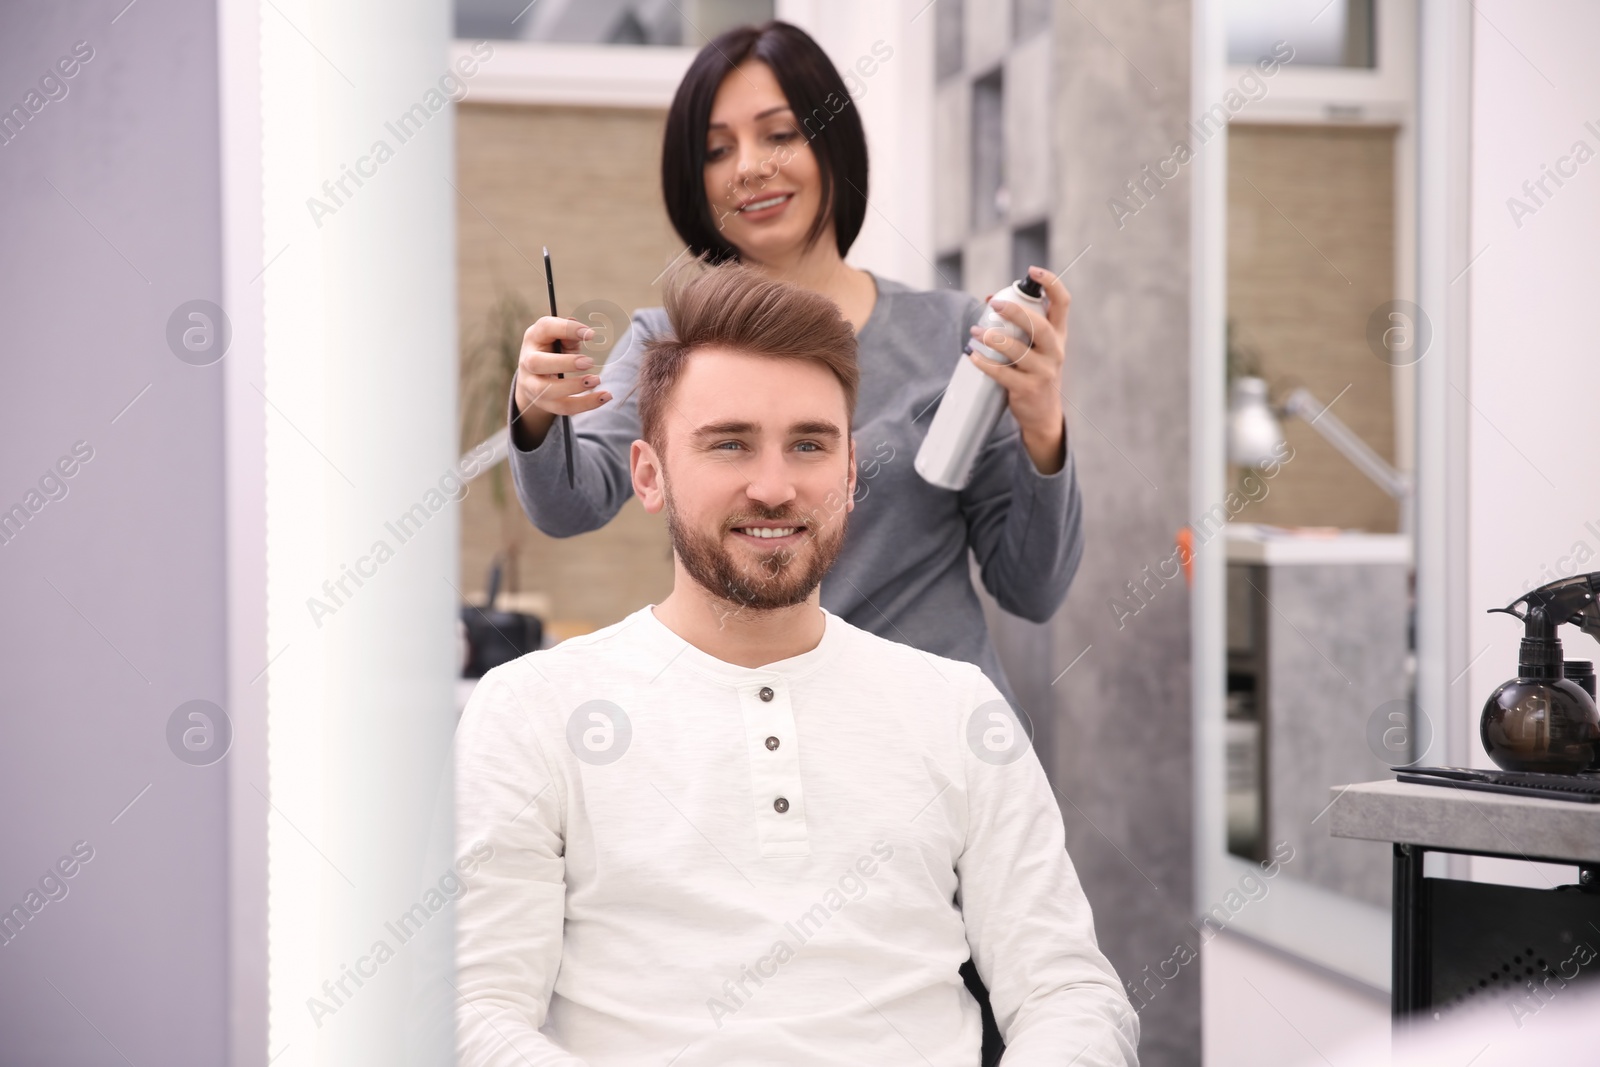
left=702, top=60, right=828, bottom=264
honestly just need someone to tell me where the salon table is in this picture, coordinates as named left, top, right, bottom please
left=1328, top=778, right=1600, bottom=1022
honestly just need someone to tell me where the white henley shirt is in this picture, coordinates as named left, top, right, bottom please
left=454, top=606, right=1138, bottom=1066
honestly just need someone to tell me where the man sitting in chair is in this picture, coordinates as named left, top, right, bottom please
left=454, top=262, right=1138, bottom=1066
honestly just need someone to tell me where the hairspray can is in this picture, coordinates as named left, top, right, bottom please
left=914, top=275, right=1046, bottom=490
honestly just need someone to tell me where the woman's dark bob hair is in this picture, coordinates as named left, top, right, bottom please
left=661, top=21, right=869, bottom=264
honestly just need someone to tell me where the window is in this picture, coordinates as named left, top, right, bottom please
left=936, top=251, right=965, bottom=292
left=971, top=68, right=1005, bottom=229
left=1225, top=0, right=1375, bottom=68
left=456, top=0, right=775, bottom=46
left=936, top=0, right=965, bottom=81
left=1011, top=220, right=1048, bottom=281
left=1012, top=0, right=1050, bottom=42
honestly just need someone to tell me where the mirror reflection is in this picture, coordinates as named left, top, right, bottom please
left=5, top=0, right=1598, bottom=1065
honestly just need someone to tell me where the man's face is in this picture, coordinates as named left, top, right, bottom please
left=631, top=347, right=856, bottom=613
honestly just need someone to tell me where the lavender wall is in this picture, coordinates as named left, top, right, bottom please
left=0, top=1, right=229, bottom=1063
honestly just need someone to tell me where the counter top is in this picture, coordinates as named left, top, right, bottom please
left=1327, top=778, right=1600, bottom=865
left=1224, top=524, right=1411, bottom=566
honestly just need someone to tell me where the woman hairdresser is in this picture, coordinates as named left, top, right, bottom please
left=507, top=21, right=1083, bottom=708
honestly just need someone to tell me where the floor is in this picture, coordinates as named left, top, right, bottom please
left=1202, top=928, right=1389, bottom=1066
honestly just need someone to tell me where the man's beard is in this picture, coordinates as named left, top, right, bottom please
left=663, top=487, right=847, bottom=614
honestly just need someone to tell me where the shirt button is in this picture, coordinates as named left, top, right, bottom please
left=758, top=686, right=774, bottom=702
left=773, top=797, right=789, bottom=813
left=765, top=736, right=780, bottom=750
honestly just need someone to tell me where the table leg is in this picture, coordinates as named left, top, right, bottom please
left=1392, top=843, right=1428, bottom=1018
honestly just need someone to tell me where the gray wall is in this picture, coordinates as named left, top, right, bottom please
left=0, top=2, right=229, bottom=1064
left=1045, top=1, right=1197, bottom=1063
left=943, top=0, right=1198, bottom=1061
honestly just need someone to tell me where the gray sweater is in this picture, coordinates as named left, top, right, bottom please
left=508, top=273, right=1085, bottom=705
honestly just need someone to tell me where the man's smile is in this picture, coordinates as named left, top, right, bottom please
left=730, top=522, right=807, bottom=544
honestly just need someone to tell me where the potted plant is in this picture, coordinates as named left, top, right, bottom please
left=459, top=290, right=535, bottom=595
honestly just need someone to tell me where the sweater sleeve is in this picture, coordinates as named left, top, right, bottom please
left=955, top=671, right=1140, bottom=1066
left=957, top=364, right=1086, bottom=623
left=507, top=310, right=658, bottom=538
left=454, top=670, right=590, bottom=1067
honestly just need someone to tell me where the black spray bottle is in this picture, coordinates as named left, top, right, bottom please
left=1480, top=572, right=1600, bottom=773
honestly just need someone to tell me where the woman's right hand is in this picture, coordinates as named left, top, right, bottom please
left=511, top=315, right=614, bottom=447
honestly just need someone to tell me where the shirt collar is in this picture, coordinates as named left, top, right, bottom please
left=629, top=604, right=845, bottom=688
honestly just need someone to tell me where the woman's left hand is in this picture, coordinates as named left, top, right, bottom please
left=968, top=264, right=1070, bottom=475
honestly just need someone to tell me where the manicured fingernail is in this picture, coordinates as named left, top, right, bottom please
left=575, top=356, right=594, bottom=369
left=579, top=327, right=595, bottom=339
left=970, top=325, right=981, bottom=335
left=990, top=298, right=1008, bottom=310
left=584, top=376, right=598, bottom=386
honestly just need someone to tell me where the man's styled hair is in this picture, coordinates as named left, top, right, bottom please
left=638, top=262, right=859, bottom=449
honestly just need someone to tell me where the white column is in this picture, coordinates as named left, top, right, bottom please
left=257, top=1, right=460, bottom=1062
left=1413, top=0, right=1473, bottom=786
left=777, top=0, right=937, bottom=288
left=1463, top=0, right=1600, bottom=886
left=219, top=0, right=268, bottom=1059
